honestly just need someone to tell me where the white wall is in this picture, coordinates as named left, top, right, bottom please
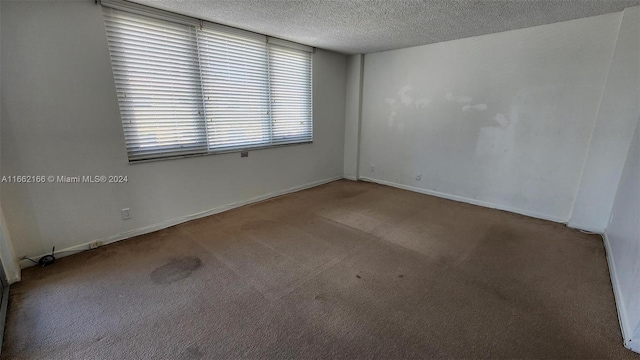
left=0, top=1, right=21, bottom=283
left=0, top=0, right=347, bottom=263
left=601, top=7, right=640, bottom=353
left=359, top=12, right=621, bottom=222
left=343, top=54, right=363, bottom=180
left=605, top=117, right=640, bottom=353
left=570, top=7, right=640, bottom=232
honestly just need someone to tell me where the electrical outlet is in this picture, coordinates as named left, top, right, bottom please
left=89, top=240, right=103, bottom=250
left=122, top=208, right=131, bottom=220
left=370, top=165, right=375, bottom=172
left=416, top=173, right=422, bottom=181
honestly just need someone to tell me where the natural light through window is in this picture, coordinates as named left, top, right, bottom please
left=102, top=4, right=312, bottom=162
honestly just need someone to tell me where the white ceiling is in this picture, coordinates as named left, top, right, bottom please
left=131, top=0, right=639, bottom=55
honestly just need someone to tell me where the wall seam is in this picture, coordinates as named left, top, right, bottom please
left=566, top=10, right=623, bottom=226
left=355, top=54, right=365, bottom=179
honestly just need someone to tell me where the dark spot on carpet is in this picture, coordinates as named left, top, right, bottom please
left=356, top=274, right=361, bottom=279
left=182, top=345, right=203, bottom=359
left=398, top=274, right=404, bottom=278
left=151, top=256, right=202, bottom=284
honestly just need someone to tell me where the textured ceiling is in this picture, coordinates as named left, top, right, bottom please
left=131, top=0, right=639, bottom=54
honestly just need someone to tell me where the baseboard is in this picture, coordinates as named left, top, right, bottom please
left=6, top=272, right=20, bottom=285
left=359, top=177, right=568, bottom=224
left=0, top=259, right=20, bottom=285
left=343, top=175, right=358, bottom=181
left=18, top=175, right=343, bottom=270
left=567, top=222, right=605, bottom=234
left=602, top=232, right=639, bottom=353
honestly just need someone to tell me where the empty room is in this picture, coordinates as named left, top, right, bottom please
left=0, top=0, right=639, bottom=358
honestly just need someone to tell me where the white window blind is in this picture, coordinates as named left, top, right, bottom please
left=103, top=8, right=207, bottom=161
left=102, top=2, right=313, bottom=162
left=198, top=25, right=271, bottom=151
left=269, top=44, right=313, bottom=145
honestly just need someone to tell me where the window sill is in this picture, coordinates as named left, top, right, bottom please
left=127, top=140, right=313, bottom=164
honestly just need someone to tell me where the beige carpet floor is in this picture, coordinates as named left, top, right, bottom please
left=2, top=180, right=635, bottom=359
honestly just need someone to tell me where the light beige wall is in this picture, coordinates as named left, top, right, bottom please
left=358, top=12, right=621, bottom=223
left=343, top=54, right=363, bottom=180
left=0, top=0, right=347, bottom=263
left=569, top=7, right=640, bottom=232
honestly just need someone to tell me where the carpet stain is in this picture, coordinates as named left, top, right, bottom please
left=356, top=274, right=361, bottom=279
left=182, top=345, right=203, bottom=359
left=398, top=274, right=404, bottom=278
left=151, top=256, right=202, bottom=284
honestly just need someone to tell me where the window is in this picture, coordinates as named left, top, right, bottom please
left=102, top=2, right=312, bottom=162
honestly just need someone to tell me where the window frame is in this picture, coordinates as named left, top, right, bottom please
left=101, top=0, right=314, bottom=163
